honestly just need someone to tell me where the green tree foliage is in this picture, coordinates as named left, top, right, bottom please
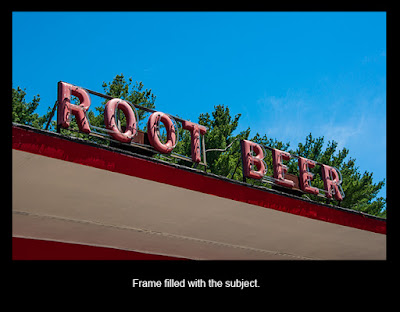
left=199, top=105, right=244, bottom=176
left=12, top=86, right=46, bottom=129
left=12, top=75, right=386, bottom=218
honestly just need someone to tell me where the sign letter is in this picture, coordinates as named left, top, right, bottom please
left=321, top=164, right=344, bottom=201
left=271, top=148, right=294, bottom=188
left=104, top=99, right=137, bottom=143
left=57, top=81, right=91, bottom=133
left=181, top=120, right=207, bottom=163
left=240, top=140, right=266, bottom=179
left=298, top=157, right=319, bottom=195
left=147, top=112, right=177, bottom=154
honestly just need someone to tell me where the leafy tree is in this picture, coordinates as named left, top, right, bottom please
left=12, top=86, right=46, bottom=129
left=199, top=105, right=243, bottom=175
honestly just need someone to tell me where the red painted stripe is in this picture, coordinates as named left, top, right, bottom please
left=12, top=237, right=187, bottom=260
left=12, top=125, right=386, bottom=234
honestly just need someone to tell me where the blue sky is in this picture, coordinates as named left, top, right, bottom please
left=12, top=11, right=386, bottom=198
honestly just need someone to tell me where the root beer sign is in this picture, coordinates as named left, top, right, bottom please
left=56, top=81, right=344, bottom=201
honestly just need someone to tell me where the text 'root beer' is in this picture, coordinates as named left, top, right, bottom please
left=57, top=81, right=344, bottom=201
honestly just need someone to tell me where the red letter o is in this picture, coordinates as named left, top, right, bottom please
left=147, top=112, right=177, bottom=153
left=104, top=99, right=137, bottom=143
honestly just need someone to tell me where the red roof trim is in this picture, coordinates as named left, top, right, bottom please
left=12, top=125, right=386, bottom=235
left=12, top=237, right=187, bottom=260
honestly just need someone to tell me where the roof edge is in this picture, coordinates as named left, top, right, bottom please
left=11, top=123, right=386, bottom=225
